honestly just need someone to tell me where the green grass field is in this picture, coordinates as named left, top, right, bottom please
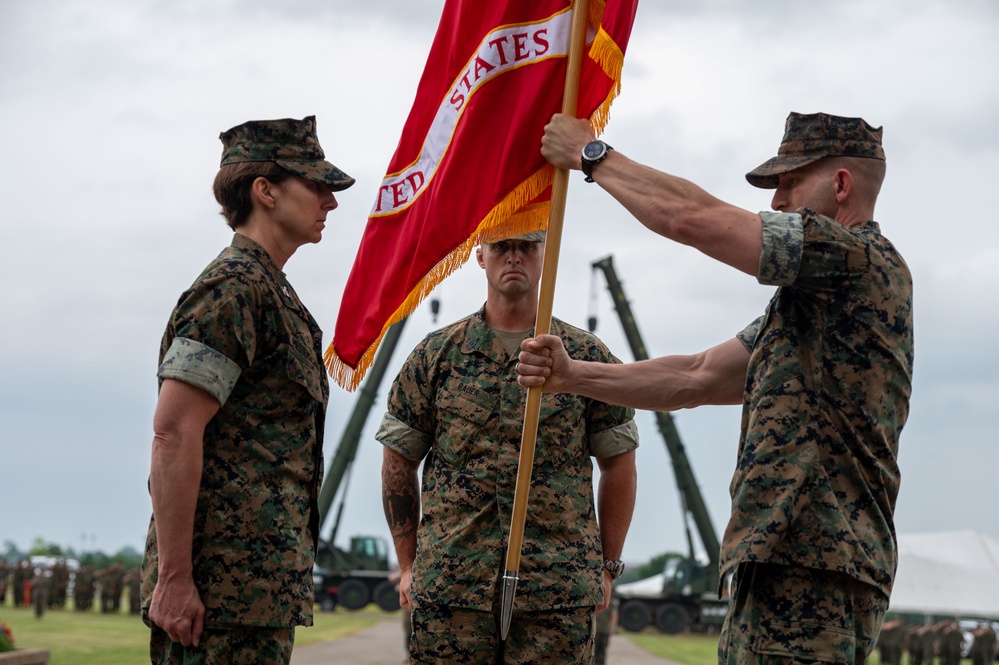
left=0, top=599, right=379, bottom=665
left=628, top=629, right=719, bottom=664
left=622, top=629, right=972, bottom=665
left=3, top=597, right=721, bottom=665
left=4, top=599, right=948, bottom=665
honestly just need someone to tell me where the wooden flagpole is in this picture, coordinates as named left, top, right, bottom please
left=499, top=0, right=590, bottom=641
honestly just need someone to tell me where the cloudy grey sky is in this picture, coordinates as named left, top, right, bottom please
left=2, top=0, right=997, bottom=572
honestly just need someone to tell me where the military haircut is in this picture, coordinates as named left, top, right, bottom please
left=212, top=161, right=293, bottom=230
left=822, top=155, right=887, bottom=201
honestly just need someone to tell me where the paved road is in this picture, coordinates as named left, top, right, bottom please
left=291, top=614, right=681, bottom=665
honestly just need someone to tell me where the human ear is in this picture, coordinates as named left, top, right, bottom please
left=251, top=177, right=277, bottom=210
left=834, top=169, right=853, bottom=203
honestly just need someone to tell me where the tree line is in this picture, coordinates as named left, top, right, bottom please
left=2, top=537, right=142, bottom=570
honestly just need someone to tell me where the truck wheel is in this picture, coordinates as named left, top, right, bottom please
left=320, top=594, right=337, bottom=612
left=654, top=602, right=691, bottom=634
left=374, top=580, right=401, bottom=612
left=618, top=600, right=651, bottom=632
left=338, top=578, right=370, bottom=611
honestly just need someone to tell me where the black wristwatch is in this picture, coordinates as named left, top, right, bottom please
left=581, top=140, right=613, bottom=182
left=603, top=559, right=626, bottom=580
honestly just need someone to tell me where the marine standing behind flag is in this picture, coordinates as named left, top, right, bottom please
left=326, top=0, right=639, bottom=391
left=377, top=228, right=639, bottom=663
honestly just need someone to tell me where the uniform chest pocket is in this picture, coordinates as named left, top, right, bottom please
left=435, top=386, right=496, bottom=467
left=537, top=392, right=586, bottom=470
left=284, top=341, right=327, bottom=404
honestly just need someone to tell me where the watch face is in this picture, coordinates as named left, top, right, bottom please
left=604, top=560, right=625, bottom=579
left=582, top=141, right=606, bottom=161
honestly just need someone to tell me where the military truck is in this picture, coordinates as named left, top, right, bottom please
left=313, top=320, right=407, bottom=612
left=313, top=534, right=395, bottom=612
left=590, top=256, right=728, bottom=633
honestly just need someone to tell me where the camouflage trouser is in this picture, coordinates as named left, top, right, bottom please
left=880, top=643, right=902, bottom=665
left=149, top=623, right=294, bottom=665
left=593, top=631, right=609, bottom=665
left=403, top=607, right=413, bottom=650
left=410, top=601, right=594, bottom=665
left=32, top=582, right=48, bottom=619
left=718, top=562, right=888, bottom=665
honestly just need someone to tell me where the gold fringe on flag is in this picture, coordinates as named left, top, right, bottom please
left=325, top=4, right=629, bottom=391
left=325, top=166, right=553, bottom=391
left=587, top=19, right=626, bottom=135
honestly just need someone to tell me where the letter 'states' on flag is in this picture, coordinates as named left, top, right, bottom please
left=327, top=0, right=639, bottom=390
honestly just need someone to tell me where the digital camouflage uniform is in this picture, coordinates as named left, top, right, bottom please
left=717, top=112, right=914, bottom=665
left=124, top=567, right=142, bottom=615
left=74, top=565, right=96, bottom=612
left=915, top=625, right=935, bottom=665
left=970, top=624, right=997, bottom=665
left=938, top=622, right=964, bottom=665
left=101, top=562, right=124, bottom=613
left=141, top=233, right=328, bottom=635
left=905, top=625, right=925, bottom=665
left=377, top=308, right=638, bottom=663
left=50, top=559, right=69, bottom=608
left=32, top=567, right=45, bottom=612
left=12, top=560, right=27, bottom=607
left=142, top=115, right=350, bottom=665
left=32, top=570, right=49, bottom=619
left=877, top=619, right=904, bottom=665
left=593, top=596, right=618, bottom=665
left=718, top=207, right=913, bottom=665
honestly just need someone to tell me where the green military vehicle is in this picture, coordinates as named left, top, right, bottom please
left=590, top=256, right=729, bottom=634
left=313, top=534, right=396, bottom=612
left=313, top=321, right=407, bottom=612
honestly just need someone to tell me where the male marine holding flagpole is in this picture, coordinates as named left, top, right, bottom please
left=518, top=111, right=914, bottom=665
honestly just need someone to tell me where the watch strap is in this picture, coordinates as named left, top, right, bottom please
left=582, top=141, right=613, bottom=183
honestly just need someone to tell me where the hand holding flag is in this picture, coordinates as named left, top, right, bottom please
left=327, top=0, right=638, bottom=391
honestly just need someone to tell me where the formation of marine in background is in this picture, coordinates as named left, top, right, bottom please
left=3, top=554, right=997, bottom=665
left=0, top=558, right=141, bottom=618
left=875, top=617, right=998, bottom=665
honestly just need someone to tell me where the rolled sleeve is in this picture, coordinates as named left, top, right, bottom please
left=375, top=412, right=432, bottom=462
left=157, top=337, right=241, bottom=405
left=589, top=419, right=640, bottom=459
left=758, top=211, right=804, bottom=286
left=736, top=316, right=765, bottom=353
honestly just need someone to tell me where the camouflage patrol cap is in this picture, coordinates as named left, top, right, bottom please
left=219, top=115, right=355, bottom=191
left=481, top=228, right=546, bottom=244
left=746, top=112, right=885, bottom=189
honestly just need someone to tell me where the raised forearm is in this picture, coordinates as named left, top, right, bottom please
left=381, top=448, right=421, bottom=571
left=569, top=340, right=745, bottom=411
left=540, top=115, right=761, bottom=274
left=593, top=152, right=763, bottom=276
left=567, top=355, right=704, bottom=411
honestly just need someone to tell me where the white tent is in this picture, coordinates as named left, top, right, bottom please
left=615, top=572, right=665, bottom=599
left=890, top=530, right=999, bottom=619
left=617, top=530, right=999, bottom=619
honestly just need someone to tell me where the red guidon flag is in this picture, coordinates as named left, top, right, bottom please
left=327, top=0, right=639, bottom=389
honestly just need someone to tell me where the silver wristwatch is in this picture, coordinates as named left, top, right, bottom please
left=603, top=559, right=626, bottom=580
